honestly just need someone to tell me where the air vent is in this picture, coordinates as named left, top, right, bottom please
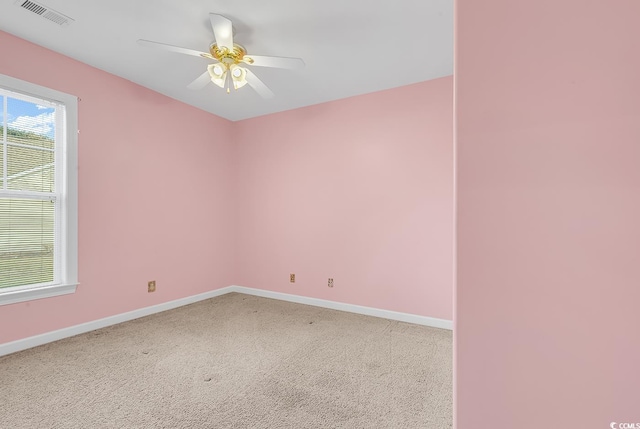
left=15, top=0, right=74, bottom=26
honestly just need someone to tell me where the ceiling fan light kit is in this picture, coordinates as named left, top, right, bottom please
left=138, top=13, right=304, bottom=98
left=206, top=43, right=252, bottom=93
left=207, top=62, right=248, bottom=93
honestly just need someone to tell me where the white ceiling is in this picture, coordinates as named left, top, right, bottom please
left=0, top=0, right=453, bottom=121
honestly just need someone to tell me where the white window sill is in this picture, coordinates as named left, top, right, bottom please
left=0, top=283, right=78, bottom=306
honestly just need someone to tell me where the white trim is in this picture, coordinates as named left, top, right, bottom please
left=61, top=87, right=78, bottom=290
left=231, top=285, right=454, bottom=330
left=0, top=287, right=234, bottom=357
left=0, top=282, right=77, bottom=306
left=0, top=75, right=73, bottom=107
left=0, top=285, right=452, bottom=357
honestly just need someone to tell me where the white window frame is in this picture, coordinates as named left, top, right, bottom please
left=0, top=74, right=78, bottom=306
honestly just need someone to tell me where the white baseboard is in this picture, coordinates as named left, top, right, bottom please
left=231, top=285, right=453, bottom=331
left=0, top=285, right=452, bottom=357
left=0, top=287, right=234, bottom=357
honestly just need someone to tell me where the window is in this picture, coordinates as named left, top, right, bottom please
left=0, top=74, right=77, bottom=306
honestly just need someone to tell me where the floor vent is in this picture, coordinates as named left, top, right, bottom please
left=15, top=0, right=74, bottom=26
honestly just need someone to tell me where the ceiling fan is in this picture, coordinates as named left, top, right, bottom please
left=137, top=13, right=305, bottom=99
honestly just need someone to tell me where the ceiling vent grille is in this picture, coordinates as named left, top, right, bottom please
left=15, top=0, right=74, bottom=26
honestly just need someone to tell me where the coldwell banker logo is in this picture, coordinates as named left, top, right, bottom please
left=610, top=423, right=640, bottom=429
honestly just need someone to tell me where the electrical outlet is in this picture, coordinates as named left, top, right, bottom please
left=328, top=278, right=334, bottom=288
left=290, top=273, right=295, bottom=283
left=148, top=280, right=156, bottom=293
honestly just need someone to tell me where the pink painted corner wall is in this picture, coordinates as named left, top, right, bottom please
left=1, top=30, right=454, bottom=346
left=456, top=0, right=640, bottom=427
left=0, top=31, right=236, bottom=344
left=234, top=77, right=454, bottom=320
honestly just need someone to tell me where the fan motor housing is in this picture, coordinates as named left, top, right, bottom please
left=210, top=43, right=247, bottom=64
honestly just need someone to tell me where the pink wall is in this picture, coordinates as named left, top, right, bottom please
left=1, top=31, right=454, bottom=346
left=456, top=0, right=640, bottom=427
left=0, top=31, right=236, bottom=344
left=234, top=78, right=454, bottom=320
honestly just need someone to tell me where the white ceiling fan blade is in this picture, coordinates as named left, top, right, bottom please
left=137, top=39, right=211, bottom=59
left=187, top=70, right=212, bottom=90
left=244, top=69, right=274, bottom=99
left=210, top=14, right=234, bottom=49
left=244, top=55, right=305, bottom=70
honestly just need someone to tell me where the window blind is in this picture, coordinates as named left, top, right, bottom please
left=0, top=91, right=60, bottom=289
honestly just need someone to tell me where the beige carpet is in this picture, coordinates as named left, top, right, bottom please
left=0, top=293, right=452, bottom=428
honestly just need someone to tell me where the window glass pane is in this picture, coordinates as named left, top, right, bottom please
left=6, top=97, right=55, bottom=149
left=0, top=148, right=3, bottom=189
left=0, top=198, right=55, bottom=289
left=7, top=144, right=54, bottom=192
